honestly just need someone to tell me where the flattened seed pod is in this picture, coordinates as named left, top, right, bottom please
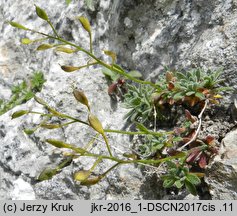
left=74, top=170, right=90, bottom=182
left=61, top=65, right=80, bottom=72
left=73, top=88, right=90, bottom=110
left=11, top=110, right=29, bottom=119
left=80, top=176, right=102, bottom=186
left=88, top=113, right=104, bottom=134
left=78, top=16, right=91, bottom=34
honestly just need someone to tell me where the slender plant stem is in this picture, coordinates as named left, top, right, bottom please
left=59, top=114, right=89, bottom=126
left=47, top=21, right=60, bottom=38
left=27, top=28, right=156, bottom=87
left=102, top=133, right=113, bottom=157
left=101, top=162, right=121, bottom=178
left=104, top=128, right=172, bottom=136
left=61, top=120, right=78, bottom=127
left=90, top=157, right=103, bottom=172
left=178, top=99, right=209, bottom=151
left=89, top=32, right=92, bottom=53
left=29, top=111, right=53, bottom=117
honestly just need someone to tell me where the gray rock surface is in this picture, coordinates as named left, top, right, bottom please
left=205, top=129, right=237, bottom=199
left=0, top=0, right=237, bottom=200
left=0, top=0, right=165, bottom=200
left=109, top=0, right=237, bottom=98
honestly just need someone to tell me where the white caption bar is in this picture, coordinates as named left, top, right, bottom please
left=0, top=200, right=235, bottom=216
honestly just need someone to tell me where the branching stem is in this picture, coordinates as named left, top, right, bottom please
left=178, top=100, right=209, bottom=151
left=26, top=28, right=156, bottom=87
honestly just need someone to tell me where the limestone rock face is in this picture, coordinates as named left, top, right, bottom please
left=205, top=130, right=237, bottom=199
left=0, top=0, right=237, bottom=199
left=0, top=0, right=163, bottom=200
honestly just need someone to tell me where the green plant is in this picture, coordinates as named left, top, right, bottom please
left=0, top=71, right=46, bottom=116
left=123, top=84, right=155, bottom=123
left=9, top=5, right=231, bottom=196
left=138, top=133, right=168, bottom=158
left=153, top=69, right=230, bottom=107
left=162, top=160, right=202, bottom=196
left=102, top=68, right=142, bottom=97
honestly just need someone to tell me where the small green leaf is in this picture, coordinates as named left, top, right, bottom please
left=55, top=47, right=75, bottom=54
left=136, top=122, right=149, bottom=133
left=173, top=92, right=185, bottom=100
left=127, top=70, right=143, bottom=78
left=186, top=173, right=201, bottom=185
left=61, top=65, right=81, bottom=72
left=38, top=157, right=73, bottom=181
left=78, top=16, right=91, bottom=34
left=11, top=110, right=29, bottom=119
left=102, top=68, right=120, bottom=81
left=186, top=91, right=195, bottom=96
left=102, top=68, right=116, bottom=77
left=184, top=179, right=197, bottom=196
left=24, top=129, right=35, bottom=135
left=57, top=156, right=73, bottom=169
left=175, top=180, right=184, bottom=189
left=104, top=50, right=117, bottom=63
left=195, top=92, right=206, bottom=100
left=112, top=64, right=125, bottom=73
left=172, top=136, right=183, bottom=142
left=166, top=161, right=177, bottom=169
left=21, top=38, right=32, bottom=45
left=163, top=178, right=175, bottom=188
left=35, top=5, right=49, bottom=21
left=195, top=69, right=201, bottom=81
left=38, top=168, right=58, bottom=181
left=9, top=21, right=28, bottom=30
left=88, top=113, right=104, bottom=134
left=36, top=44, right=54, bottom=51
left=176, top=72, right=187, bottom=80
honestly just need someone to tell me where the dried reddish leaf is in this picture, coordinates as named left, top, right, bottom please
left=182, top=130, right=196, bottom=145
left=205, top=135, right=215, bottom=145
left=202, top=89, right=210, bottom=95
left=186, top=148, right=201, bottom=163
left=198, top=153, right=207, bottom=168
left=188, top=130, right=196, bottom=139
left=117, top=78, right=125, bottom=86
left=174, top=127, right=186, bottom=135
left=185, top=110, right=197, bottom=123
left=167, top=82, right=175, bottom=90
left=191, top=97, right=199, bottom=107
left=209, top=146, right=219, bottom=155
left=108, top=83, right=118, bottom=95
